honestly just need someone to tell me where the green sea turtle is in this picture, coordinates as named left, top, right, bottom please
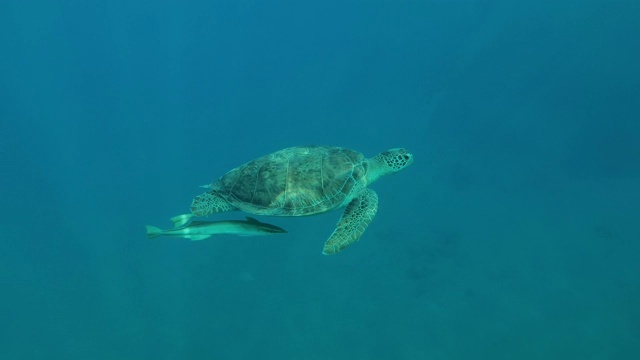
left=189, top=146, right=413, bottom=254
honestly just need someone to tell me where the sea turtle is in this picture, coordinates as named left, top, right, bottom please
left=189, top=146, right=413, bottom=254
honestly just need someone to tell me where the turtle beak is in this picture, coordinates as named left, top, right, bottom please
left=396, top=149, right=413, bottom=170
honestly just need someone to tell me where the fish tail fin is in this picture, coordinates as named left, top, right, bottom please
left=145, top=225, right=163, bottom=239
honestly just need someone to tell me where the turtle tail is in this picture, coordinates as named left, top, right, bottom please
left=145, top=225, right=163, bottom=239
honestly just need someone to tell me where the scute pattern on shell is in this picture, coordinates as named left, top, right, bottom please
left=210, top=146, right=367, bottom=216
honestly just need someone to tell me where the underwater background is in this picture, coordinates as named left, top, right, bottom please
left=1, top=1, right=639, bottom=359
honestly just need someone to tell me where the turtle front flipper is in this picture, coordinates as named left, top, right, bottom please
left=190, top=191, right=237, bottom=216
left=323, top=189, right=379, bottom=255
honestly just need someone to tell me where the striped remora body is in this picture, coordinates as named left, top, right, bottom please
left=146, top=214, right=287, bottom=241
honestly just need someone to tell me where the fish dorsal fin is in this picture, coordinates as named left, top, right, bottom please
left=245, top=216, right=260, bottom=223
left=170, top=213, right=194, bottom=228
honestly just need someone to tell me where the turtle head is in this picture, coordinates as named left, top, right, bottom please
left=368, top=148, right=413, bottom=183
left=378, top=148, right=413, bottom=172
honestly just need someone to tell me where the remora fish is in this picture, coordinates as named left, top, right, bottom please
left=146, top=214, right=287, bottom=240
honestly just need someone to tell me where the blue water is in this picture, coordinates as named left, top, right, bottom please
left=1, top=1, right=639, bottom=359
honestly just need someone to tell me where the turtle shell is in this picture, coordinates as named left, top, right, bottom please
left=210, top=146, right=368, bottom=216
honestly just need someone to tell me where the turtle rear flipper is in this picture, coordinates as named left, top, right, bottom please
left=191, top=191, right=236, bottom=216
left=322, top=189, right=378, bottom=255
